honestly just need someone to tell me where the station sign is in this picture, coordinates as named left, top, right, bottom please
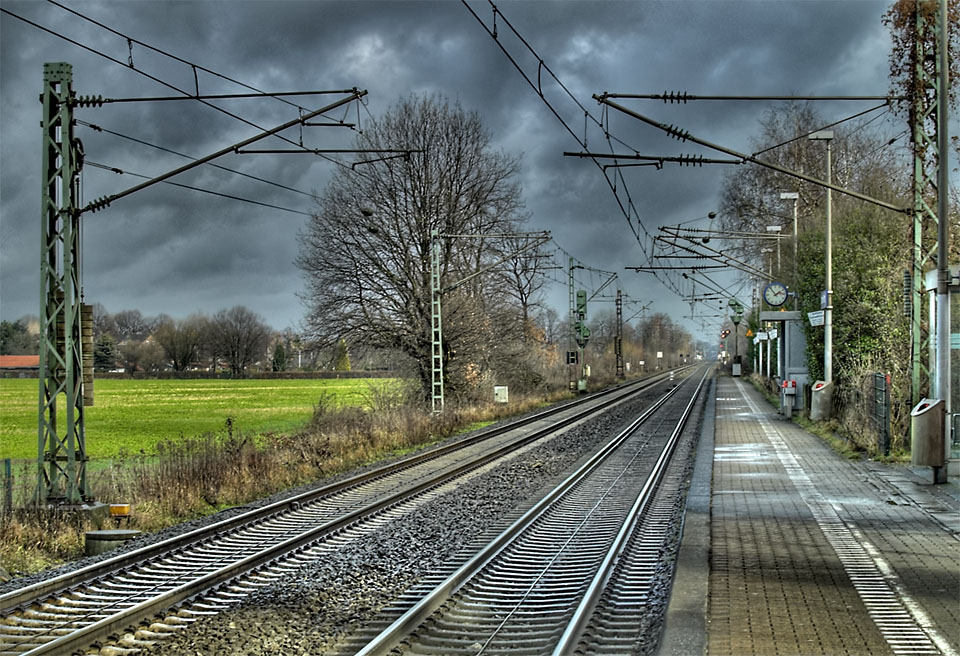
left=808, top=310, right=825, bottom=327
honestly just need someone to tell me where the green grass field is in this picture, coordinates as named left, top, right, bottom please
left=0, top=377, right=388, bottom=461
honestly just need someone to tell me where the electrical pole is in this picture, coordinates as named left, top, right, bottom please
left=616, top=289, right=624, bottom=379
left=809, top=130, right=834, bottom=386
left=909, top=1, right=943, bottom=407
left=569, top=257, right=576, bottom=389
left=934, top=0, right=951, bottom=475
left=430, top=229, right=444, bottom=414
left=37, top=63, right=93, bottom=504
left=431, top=231, right=550, bottom=412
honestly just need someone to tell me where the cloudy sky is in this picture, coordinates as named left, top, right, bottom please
left=0, top=0, right=943, bottom=344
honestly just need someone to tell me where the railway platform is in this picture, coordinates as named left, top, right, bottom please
left=660, top=374, right=960, bottom=656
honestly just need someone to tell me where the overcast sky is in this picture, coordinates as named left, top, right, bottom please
left=1, top=0, right=948, bottom=344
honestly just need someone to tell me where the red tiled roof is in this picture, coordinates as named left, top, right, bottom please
left=0, top=355, right=40, bottom=368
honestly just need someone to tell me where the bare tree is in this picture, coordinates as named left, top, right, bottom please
left=492, top=238, right=551, bottom=341
left=297, top=94, right=528, bottom=401
left=111, top=309, right=155, bottom=342
left=90, top=303, right=115, bottom=341
left=153, top=315, right=206, bottom=372
left=210, top=306, right=271, bottom=376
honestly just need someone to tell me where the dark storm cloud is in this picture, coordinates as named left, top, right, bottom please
left=1, top=0, right=914, bottom=342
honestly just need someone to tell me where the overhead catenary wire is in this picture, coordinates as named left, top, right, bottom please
left=83, top=89, right=366, bottom=213
left=92, top=90, right=360, bottom=104
left=45, top=0, right=349, bottom=119
left=752, top=102, right=891, bottom=157
left=0, top=6, right=359, bottom=174
left=603, top=92, right=905, bottom=103
left=86, top=161, right=312, bottom=216
left=595, top=95, right=909, bottom=214
left=459, top=1, right=654, bottom=249
left=77, top=119, right=315, bottom=198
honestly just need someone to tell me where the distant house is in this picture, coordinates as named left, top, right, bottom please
left=0, top=355, right=40, bottom=378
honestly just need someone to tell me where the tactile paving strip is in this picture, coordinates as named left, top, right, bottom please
left=707, top=378, right=960, bottom=656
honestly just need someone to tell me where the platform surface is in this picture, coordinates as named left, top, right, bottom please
left=661, top=375, right=960, bottom=656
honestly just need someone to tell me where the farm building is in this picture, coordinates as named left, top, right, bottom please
left=0, top=355, right=39, bottom=378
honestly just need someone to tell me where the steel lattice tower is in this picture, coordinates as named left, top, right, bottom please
left=37, top=62, right=92, bottom=504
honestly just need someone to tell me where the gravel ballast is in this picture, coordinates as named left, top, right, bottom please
left=145, top=386, right=696, bottom=656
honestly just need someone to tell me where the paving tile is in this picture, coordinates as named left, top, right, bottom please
left=707, top=377, right=960, bottom=656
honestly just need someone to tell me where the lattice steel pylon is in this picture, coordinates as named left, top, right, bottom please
left=36, top=62, right=91, bottom=504
left=909, top=3, right=944, bottom=406
left=430, top=229, right=444, bottom=413
left=616, top=289, right=625, bottom=379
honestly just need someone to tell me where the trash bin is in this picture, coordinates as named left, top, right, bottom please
left=809, top=380, right=833, bottom=421
left=911, top=398, right=945, bottom=467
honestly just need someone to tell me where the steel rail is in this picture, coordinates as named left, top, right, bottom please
left=551, top=367, right=709, bottom=655
left=353, top=367, right=704, bottom=656
left=1, top=370, right=689, bottom=655
left=0, top=370, right=676, bottom=616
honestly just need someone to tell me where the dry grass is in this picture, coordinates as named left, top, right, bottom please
left=0, top=381, right=566, bottom=577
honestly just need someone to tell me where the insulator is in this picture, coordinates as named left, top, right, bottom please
left=75, top=95, right=105, bottom=108
left=666, top=124, right=690, bottom=142
left=72, top=137, right=85, bottom=171
left=663, top=91, right=689, bottom=104
left=86, top=196, right=112, bottom=213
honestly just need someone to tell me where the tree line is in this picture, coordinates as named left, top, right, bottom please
left=90, top=305, right=274, bottom=375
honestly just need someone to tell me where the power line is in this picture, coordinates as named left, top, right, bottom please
left=603, top=92, right=904, bottom=103
left=460, top=1, right=653, bottom=248
left=45, top=0, right=339, bottom=117
left=77, top=119, right=315, bottom=198
left=83, top=90, right=365, bottom=213
left=95, top=90, right=359, bottom=104
left=752, top=103, right=890, bottom=157
left=86, top=161, right=312, bottom=216
left=596, top=95, right=909, bottom=214
left=0, top=6, right=357, bottom=172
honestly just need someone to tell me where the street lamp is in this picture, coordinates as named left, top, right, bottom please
left=779, top=192, right=799, bottom=280
left=765, top=225, right=782, bottom=272
left=761, top=247, right=774, bottom=277
left=808, top=130, right=833, bottom=386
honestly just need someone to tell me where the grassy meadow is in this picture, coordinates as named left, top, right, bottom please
left=0, top=377, right=385, bottom=461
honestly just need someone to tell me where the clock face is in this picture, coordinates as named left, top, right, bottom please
left=763, top=282, right=788, bottom=306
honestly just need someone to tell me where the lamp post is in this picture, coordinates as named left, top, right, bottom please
left=780, top=191, right=799, bottom=281
left=809, top=130, right=834, bottom=385
left=761, top=247, right=774, bottom=278
left=765, top=225, right=782, bottom=272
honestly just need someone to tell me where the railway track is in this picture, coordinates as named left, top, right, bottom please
left=0, top=368, right=692, bottom=656
left=349, top=366, right=710, bottom=656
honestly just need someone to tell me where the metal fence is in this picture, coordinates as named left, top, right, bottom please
left=834, top=372, right=892, bottom=456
